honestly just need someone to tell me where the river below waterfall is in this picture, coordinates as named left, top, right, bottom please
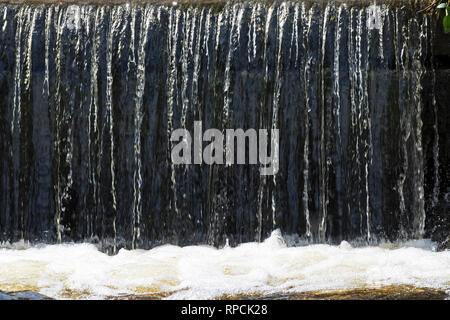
left=0, top=230, right=449, bottom=299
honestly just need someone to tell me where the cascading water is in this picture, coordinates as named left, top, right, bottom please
left=0, top=0, right=448, bottom=252
left=0, top=0, right=449, bottom=300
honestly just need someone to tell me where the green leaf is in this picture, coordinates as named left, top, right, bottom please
left=437, top=3, right=447, bottom=9
left=444, top=15, right=450, bottom=34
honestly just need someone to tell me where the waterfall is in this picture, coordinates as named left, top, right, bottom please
left=0, top=1, right=447, bottom=252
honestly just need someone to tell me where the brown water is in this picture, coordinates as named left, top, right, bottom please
left=2, top=285, right=448, bottom=300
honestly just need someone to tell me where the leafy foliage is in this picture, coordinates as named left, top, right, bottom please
left=437, top=2, right=450, bottom=33
left=444, top=15, right=450, bottom=33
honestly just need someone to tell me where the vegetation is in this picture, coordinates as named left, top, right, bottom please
left=437, top=1, right=450, bottom=33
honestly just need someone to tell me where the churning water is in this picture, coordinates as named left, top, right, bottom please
left=0, top=230, right=449, bottom=299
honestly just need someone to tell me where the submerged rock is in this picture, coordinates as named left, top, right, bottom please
left=0, top=291, right=51, bottom=300
left=0, top=292, right=14, bottom=300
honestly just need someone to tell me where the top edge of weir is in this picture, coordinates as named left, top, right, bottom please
left=0, top=0, right=436, bottom=8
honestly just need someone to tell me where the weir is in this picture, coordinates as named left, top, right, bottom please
left=0, top=0, right=448, bottom=253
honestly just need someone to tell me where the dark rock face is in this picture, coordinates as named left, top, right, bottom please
left=0, top=1, right=448, bottom=252
left=437, top=236, right=449, bottom=252
left=423, top=19, right=450, bottom=246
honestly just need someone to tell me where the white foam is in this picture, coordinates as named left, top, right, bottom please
left=0, top=230, right=449, bottom=299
